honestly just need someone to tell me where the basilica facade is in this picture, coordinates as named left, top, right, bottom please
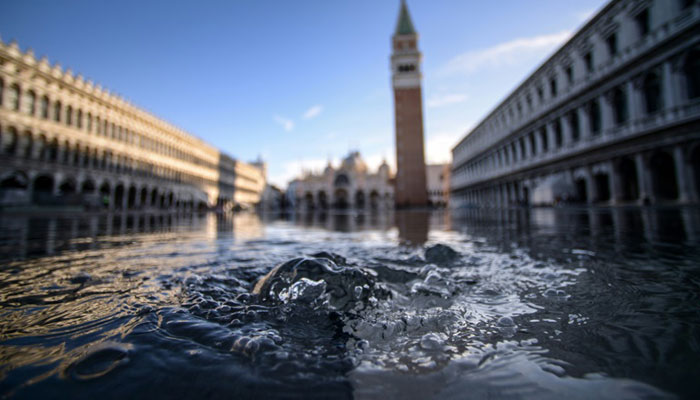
left=290, top=152, right=393, bottom=210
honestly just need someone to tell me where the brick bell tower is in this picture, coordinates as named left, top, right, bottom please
left=391, top=0, right=428, bottom=208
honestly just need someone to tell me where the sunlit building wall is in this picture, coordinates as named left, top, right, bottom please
left=451, top=0, right=700, bottom=207
left=0, top=39, right=265, bottom=210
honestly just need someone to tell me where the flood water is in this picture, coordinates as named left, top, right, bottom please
left=0, top=208, right=699, bottom=399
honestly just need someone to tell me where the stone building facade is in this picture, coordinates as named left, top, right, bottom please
left=451, top=0, right=700, bottom=207
left=426, top=163, right=450, bottom=207
left=291, top=152, right=393, bottom=210
left=0, top=39, right=265, bottom=210
left=391, top=0, right=428, bottom=207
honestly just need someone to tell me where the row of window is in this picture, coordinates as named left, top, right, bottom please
left=0, top=78, right=215, bottom=170
left=455, top=1, right=696, bottom=157
left=454, top=60, right=700, bottom=179
left=0, top=126, right=221, bottom=189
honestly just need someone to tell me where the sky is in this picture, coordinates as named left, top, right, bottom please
left=0, top=0, right=607, bottom=187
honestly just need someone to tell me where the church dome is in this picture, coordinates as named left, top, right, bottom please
left=341, top=151, right=368, bottom=174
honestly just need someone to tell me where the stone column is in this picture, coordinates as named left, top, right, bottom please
left=628, top=78, right=643, bottom=124
left=585, top=168, right=597, bottom=204
left=607, top=160, right=621, bottom=205
left=673, top=146, right=692, bottom=203
left=662, top=61, right=679, bottom=112
left=635, top=153, right=651, bottom=204
left=578, top=107, right=590, bottom=141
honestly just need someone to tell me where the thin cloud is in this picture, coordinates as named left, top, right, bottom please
left=273, top=115, right=294, bottom=132
left=440, top=30, right=572, bottom=76
left=302, top=105, right=323, bottom=120
left=427, top=93, right=468, bottom=108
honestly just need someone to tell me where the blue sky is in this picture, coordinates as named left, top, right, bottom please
left=1, top=0, right=607, bottom=186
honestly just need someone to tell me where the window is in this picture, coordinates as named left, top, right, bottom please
left=554, top=120, right=562, bottom=147
left=519, top=137, right=526, bottom=158
left=529, top=132, right=536, bottom=156
left=565, top=66, right=573, bottom=85
left=635, top=9, right=650, bottom=37
left=540, top=128, right=549, bottom=151
left=569, top=110, right=580, bottom=141
left=76, top=110, right=83, bottom=129
left=24, top=91, right=36, bottom=115
left=685, top=49, right=700, bottom=99
left=589, top=100, right=602, bottom=135
left=606, top=33, right=618, bottom=57
left=87, top=113, right=92, bottom=132
left=54, top=101, right=62, bottom=122
left=643, top=71, right=663, bottom=114
left=584, top=52, right=593, bottom=74
left=550, top=77, right=557, bottom=97
left=537, top=85, right=544, bottom=102
left=8, top=84, right=20, bottom=110
left=66, top=106, right=73, bottom=125
left=96, top=117, right=101, bottom=134
left=612, top=87, right=628, bottom=124
left=40, top=96, right=49, bottom=119
left=526, top=94, right=533, bottom=109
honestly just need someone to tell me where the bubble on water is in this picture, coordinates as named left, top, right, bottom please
left=419, top=333, right=445, bottom=351
left=497, top=316, right=515, bottom=327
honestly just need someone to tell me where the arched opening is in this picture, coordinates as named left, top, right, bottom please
left=355, top=190, right=365, bottom=208
left=643, top=71, right=663, bottom=115
left=21, top=131, right=33, bottom=159
left=197, top=201, right=208, bottom=212
left=649, top=151, right=678, bottom=201
left=588, top=100, right=601, bottom=135
left=99, top=182, right=111, bottom=208
left=33, top=175, right=54, bottom=203
left=59, top=178, right=77, bottom=195
left=167, top=192, right=174, bottom=208
left=575, top=178, right=588, bottom=203
left=48, top=138, right=58, bottom=162
left=594, top=173, right=611, bottom=202
left=128, top=186, right=137, bottom=209
left=318, top=191, right=328, bottom=209
left=8, top=84, right=20, bottom=111
left=151, top=188, right=159, bottom=207
left=114, top=184, right=125, bottom=209
left=77, top=179, right=92, bottom=195
left=691, top=146, right=700, bottom=200
left=140, top=187, right=149, bottom=207
left=36, top=134, right=47, bottom=161
left=333, top=188, right=349, bottom=209
left=304, top=192, right=314, bottom=210
left=612, top=87, right=628, bottom=125
left=370, top=190, right=380, bottom=209
left=685, top=49, right=700, bottom=100
left=159, top=194, right=165, bottom=209
left=3, top=127, right=18, bottom=154
left=522, top=186, right=530, bottom=206
left=334, top=173, right=350, bottom=187
left=0, top=172, right=28, bottom=190
left=618, top=157, right=639, bottom=202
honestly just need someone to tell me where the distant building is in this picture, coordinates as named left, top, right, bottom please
left=451, top=0, right=700, bottom=207
left=0, top=39, right=266, bottom=210
left=391, top=0, right=428, bottom=207
left=291, top=151, right=393, bottom=210
left=426, top=163, right=450, bottom=207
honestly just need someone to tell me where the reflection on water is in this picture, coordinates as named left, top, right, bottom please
left=0, top=208, right=698, bottom=399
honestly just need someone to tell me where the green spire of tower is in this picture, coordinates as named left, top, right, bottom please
left=395, top=0, right=416, bottom=36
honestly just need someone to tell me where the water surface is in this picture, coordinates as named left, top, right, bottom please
left=1, top=208, right=699, bottom=399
